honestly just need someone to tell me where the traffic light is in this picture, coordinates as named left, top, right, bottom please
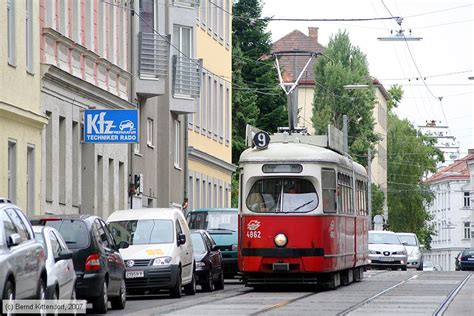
left=134, top=174, right=141, bottom=193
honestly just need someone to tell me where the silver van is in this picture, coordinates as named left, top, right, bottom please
left=396, top=232, right=423, bottom=270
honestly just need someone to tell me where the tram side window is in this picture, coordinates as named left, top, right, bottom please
left=322, top=169, right=337, bottom=213
left=356, top=180, right=368, bottom=216
left=337, top=172, right=354, bottom=214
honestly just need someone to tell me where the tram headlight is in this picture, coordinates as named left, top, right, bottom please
left=274, top=233, right=288, bottom=248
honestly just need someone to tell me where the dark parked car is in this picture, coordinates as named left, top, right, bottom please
left=191, top=230, right=224, bottom=292
left=32, top=215, right=129, bottom=314
left=187, top=208, right=238, bottom=278
left=455, top=249, right=474, bottom=271
left=0, top=199, right=47, bottom=305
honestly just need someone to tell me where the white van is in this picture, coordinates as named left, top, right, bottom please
left=107, top=208, right=195, bottom=298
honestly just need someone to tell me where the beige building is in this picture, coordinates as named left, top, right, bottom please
left=187, top=0, right=236, bottom=211
left=0, top=0, right=48, bottom=214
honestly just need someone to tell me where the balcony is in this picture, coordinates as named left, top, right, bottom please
left=172, top=55, right=201, bottom=98
left=136, top=32, right=169, bottom=97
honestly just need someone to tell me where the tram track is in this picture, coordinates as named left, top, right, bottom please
left=433, top=272, right=472, bottom=316
left=336, top=272, right=423, bottom=316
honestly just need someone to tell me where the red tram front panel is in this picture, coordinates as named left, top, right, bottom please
left=239, top=215, right=367, bottom=274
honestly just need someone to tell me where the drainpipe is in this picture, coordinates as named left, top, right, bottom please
left=129, top=0, right=136, bottom=209
left=184, top=114, right=189, bottom=206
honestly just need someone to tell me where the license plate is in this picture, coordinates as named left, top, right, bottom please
left=467, top=258, right=474, bottom=261
left=379, top=257, right=395, bottom=262
left=126, top=271, right=144, bottom=279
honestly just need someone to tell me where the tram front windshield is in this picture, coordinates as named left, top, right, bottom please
left=246, top=178, right=318, bottom=213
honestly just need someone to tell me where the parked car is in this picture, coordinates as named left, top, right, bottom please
left=187, top=208, right=238, bottom=278
left=107, top=208, right=196, bottom=298
left=33, top=226, right=76, bottom=300
left=396, top=232, right=423, bottom=270
left=455, top=249, right=474, bottom=271
left=0, top=199, right=47, bottom=305
left=32, top=215, right=128, bottom=314
left=191, top=230, right=224, bottom=292
left=368, top=230, right=408, bottom=271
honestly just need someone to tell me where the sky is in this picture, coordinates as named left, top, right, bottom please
left=262, top=0, right=474, bottom=161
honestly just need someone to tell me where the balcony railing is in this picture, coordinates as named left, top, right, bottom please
left=172, top=55, right=202, bottom=98
left=139, top=32, right=169, bottom=78
left=174, top=0, right=200, bottom=7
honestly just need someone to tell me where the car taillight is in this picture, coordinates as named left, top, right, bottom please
left=85, top=254, right=101, bottom=271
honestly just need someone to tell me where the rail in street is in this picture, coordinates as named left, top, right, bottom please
left=108, top=271, right=473, bottom=315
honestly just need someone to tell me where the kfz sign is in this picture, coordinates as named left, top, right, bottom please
left=84, top=109, right=139, bottom=143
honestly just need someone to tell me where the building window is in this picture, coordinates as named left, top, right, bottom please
left=134, top=143, right=141, bottom=155
left=26, top=0, right=33, bottom=73
left=464, top=222, right=471, bottom=239
left=213, top=0, right=218, bottom=36
left=27, top=145, right=35, bottom=213
left=201, top=72, right=206, bottom=131
left=173, top=25, right=192, bottom=57
left=147, top=118, right=154, bottom=147
left=219, top=83, right=224, bottom=140
left=8, top=140, right=17, bottom=203
left=207, top=75, right=212, bottom=136
left=59, top=116, right=66, bottom=204
left=139, top=0, right=156, bottom=33
left=225, top=0, right=230, bottom=46
left=174, top=120, right=181, bottom=168
left=464, top=192, right=470, bottom=208
left=213, top=79, right=217, bottom=138
left=207, top=0, right=211, bottom=32
left=200, top=0, right=206, bottom=26
left=7, top=0, right=16, bottom=65
left=60, top=0, right=67, bottom=34
left=225, top=86, right=230, bottom=144
left=218, top=0, right=223, bottom=40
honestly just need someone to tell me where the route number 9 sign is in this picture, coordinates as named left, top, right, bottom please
left=253, top=131, right=270, bottom=149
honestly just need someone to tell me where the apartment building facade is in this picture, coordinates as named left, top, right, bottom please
left=130, top=0, right=202, bottom=209
left=424, top=151, right=474, bottom=271
left=186, top=0, right=235, bottom=212
left=0, top=0, right=48, bottom=215
left=40, top=0, right=132, bottom=217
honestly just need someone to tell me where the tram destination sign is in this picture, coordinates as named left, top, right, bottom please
left=253, top=131, right=270, bottom=149
left=84, top=109, right=139, bottom=143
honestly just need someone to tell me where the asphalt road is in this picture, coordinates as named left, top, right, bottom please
left=104, top=270, right=473, bottom=316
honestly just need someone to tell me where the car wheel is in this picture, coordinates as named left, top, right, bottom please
left=214, top=270, right=225, bottom=290
left=111, top=279, right=126, bottom=310
left=183, top=272, right=196, bottom=295
left=401, top=266, right=408, bottom=271
left=92, top=280, right=108, bottom=314
left=3, top=280, right=15, bottom=316
left=170, top=268, right=182, bottom=298
left=202, top=270, right=214, bottom=292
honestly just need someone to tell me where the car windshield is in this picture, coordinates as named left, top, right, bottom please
left=397, top=234, right=417, bottom=246
left=188, top=211, right=237, bottom=232
left=246, top=178, right=319, bottom=213
left=45, top=220, right=89, bottom=249
left=34, top=230, right=48, bottom=258
left=108, top=219, right=174, bottom=245
left=191, top=233, right=206, bottom=254
left=369, top=232, right=401, bottom=245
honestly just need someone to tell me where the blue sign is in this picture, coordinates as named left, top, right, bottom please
left=84, top=109, right=139, bottom=143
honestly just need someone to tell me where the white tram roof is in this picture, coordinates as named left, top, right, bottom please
left=240, top=141, right=367, bottom=177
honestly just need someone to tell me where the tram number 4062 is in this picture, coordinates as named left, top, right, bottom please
left=247, top=230, right=261, bottom=238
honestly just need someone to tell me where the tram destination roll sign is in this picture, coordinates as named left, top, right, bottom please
left=84, top=109, right=139, bottom=143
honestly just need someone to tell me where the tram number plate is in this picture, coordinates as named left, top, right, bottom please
left=126, top=271, right=144, bottom=279
left=247, top=231, right=261, bottom=238
left=379, top=257, right=395, bottom=262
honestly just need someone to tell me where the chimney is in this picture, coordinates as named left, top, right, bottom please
left=308, top=27, right=319, bottom=43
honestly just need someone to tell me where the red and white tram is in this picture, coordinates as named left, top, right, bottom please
left=238, top=132, right=369, bottom=289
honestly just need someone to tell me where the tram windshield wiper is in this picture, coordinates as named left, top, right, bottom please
left=284, top=200, right=315, bottom=213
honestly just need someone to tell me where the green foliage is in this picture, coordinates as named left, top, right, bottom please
left=231, top=172, right=239, bottom=208
left=371, top=183, right=385, bottom=218
left=312, top=30, right=377, bottom=166
left=232, top=0, right=287, bottom=164
left=386, top=87, right=444, bottom=248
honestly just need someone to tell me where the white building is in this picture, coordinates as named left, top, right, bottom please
left=424, top=151, right=474, bottom=271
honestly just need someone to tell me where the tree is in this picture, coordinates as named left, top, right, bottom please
left=312, top=30, right=377, bottom=166
left=371, top=183, right=385, bottom=218
left=386, top=86, right=444, bottom=248
left=233, top=0, right=287, bottom=149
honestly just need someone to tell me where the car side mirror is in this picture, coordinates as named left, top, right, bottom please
left=117, top=241, right=130, bottom=250
left=402, top=241, right=408, bottom=245
left=211, top=245, right=219, bottom=251
left=177, top=233, right=186, bottom=246
left=55, top=249, right=73, bottom=262
left=420, top=245, right=425, bottom=250
left=7, top=233, right=22, bottom=247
